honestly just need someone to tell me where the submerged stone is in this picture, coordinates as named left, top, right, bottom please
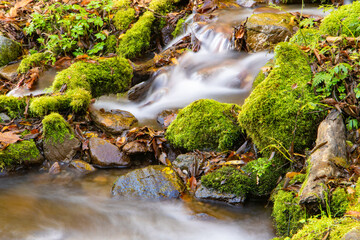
left=89, top=106, right=138, bottom=135
left=89, top=137, right=130, bottom=167
left=195, top=184, right=245, bottom=204
left=69, top=159, right=96, bottom=173
left=112, top=165, right=185, bottom=200
left=246, top=13, right=294, bottom=52
left=0, top=36, right=21, bottom=67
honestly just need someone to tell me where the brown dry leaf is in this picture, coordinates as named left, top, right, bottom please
left=286, top=172, right=302, bottom=179
left=8, top=0, right=33, bottom=18
left=54, top=56, right=72, bottom=69
left=0, top=131, right=21, bottom=145
left=25, top=67, right=40, bottom=89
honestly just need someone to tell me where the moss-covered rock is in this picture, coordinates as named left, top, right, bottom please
left=114, top=8, right=136, bottom=31
left=42, top=112, right=74, bottom=144
left=272, top=189, right=306, bottom=237
left=320, top=1, right=360, bottom=37
left=113, top=0, right=131, bottom=8
left=149, top=0, right=172, bottom=14
left=172, top=18, right=185, bottom=37
left=105, top=35, right=117, bottom=54
left=238, top=42, right=323, bottom=153
left=331, top=187, right=350, bottom=218
left=166, top=99, right=243, bottom=151
left=291, top=217, right=360, bottom=240
left=17, top=52, right=50, bottom=74
left=51, top=57, right=132, bottom=97
left=290, top=28, right=322, bottom=47
left=117, top=11, right=155, bottom=58
left=0, top=36, right=22, bottom=67
left=201, top=166, right=252, bottom=198
left=0, top=95, right=27, bottom=119
left=243, top=157, right=286, bottom=197
left=0, top=140, right=43, bottom=168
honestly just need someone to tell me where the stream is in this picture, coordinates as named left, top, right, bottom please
left=1, top=3, right=330, bottom=240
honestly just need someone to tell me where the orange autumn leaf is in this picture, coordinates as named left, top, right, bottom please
left=0, top=131, right=21, bottom=145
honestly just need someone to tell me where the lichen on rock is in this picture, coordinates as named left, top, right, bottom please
left=238, top=42, right=324, bottom=153
left=166, top=99, right=243, bottom=151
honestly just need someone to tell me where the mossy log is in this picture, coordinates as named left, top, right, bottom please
left=299, top=110, right=347, bottom=212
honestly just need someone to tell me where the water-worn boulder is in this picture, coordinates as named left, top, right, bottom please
left=0, top=140, right=43, bottom=168
left=42, top=113, right=81, bottom=162
left=0, top=36, right=22, bottom=67
left=166, top=99, right=243, bottom=151
left=122, top=141, right=153, bottom=155
left=195, top=184, right=245, bottom=204
left=238, top=42, right=324, bottom=152
left=89, top=106, right=138, bottom=135
left=89, top=137, right=130, bottom=167
left=246, top=13, right=294, bottom=52
left=0, top=62, right=19, bottom=81
left=112, top=165, right=185, bottom=200
left=172, top=153, right=202, bottom=172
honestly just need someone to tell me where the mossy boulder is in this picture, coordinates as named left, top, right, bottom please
left=51, top=57, right=132, bottom=98
left=291, top=217, right=360, bottom=240
left=0, top=140, right=43, bottom=168
left=246, top=13, right=295, bottom=52
left=272, top=189, right=306, bottom=237
left=42, top=113, right=80, bottom=162
left=201, top=166, right=252, bottom=199
left=111, top=165, right=185, bottom=200
left=331, top=187, right=350, bottom=218
left=238, top=42, right=323, bottom=153
left=166, top=99, right=243, bottom=151
left=320, top=1, right=360, bottom=37
left=117, top=11, right=155, bottom=58
left=0, top=36, right=22, bottom=67
left=17, top=52, right=50, bottom=74
left=114, top=8, right=135, bottom=31
left=243, top=157, right=285, bottom=197
left=0, top=95, right=27, bottom=119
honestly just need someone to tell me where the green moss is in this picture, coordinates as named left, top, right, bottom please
left=320, top=1, right=360, bottom=37
left=289, top=173, right=306, bottom=185
left=0, top=140, right=41, bottom=167
left=238, top=42, right=324, bottom=153
left=0, top=36, right=22, bottom=67
left=29, top=88, right=91, bottom=116
left=105, top=35, right=117, bottom=54
left=42, top=112, right=74, bottom=144
left=290, top=28, right=322, bottom=47
left=149, top=0, right=172, bottom=14
left=117, top=11, right=155, bottom=58
left=201, top=166, right=252, bottom=197
left=172, top=18, right=185, bottom=38
left=114, top=0, right=131, bottom=8
left=272, top=190, right=306, bottom=236
left=330, top=187, right=350, bottom=218
left=52, top=57, right=132, bottom=97
left=114, top=8, right=136, bottom=31
left=243, top=157, right=286, bottom=197
left=253, top=70, right=266, bottom=89
left=291, top=217, right=360, bottom=240
left=17, top=52, right=50, bottom=74
left=166, top=99, right=243, bottom=151
left=0, top=95, right=27, bottom=119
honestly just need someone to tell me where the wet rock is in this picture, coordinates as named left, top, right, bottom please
left=69, top=159, right=96, bottom=173
left=195, top=184, right=245, bottom=204
left=112, top=165, right=185, bottom=200
left=43, top=134, right=81, bottom=162
left=127, top=80, right=153, bottom=102
left=0, top=62, right=19, bottom=81
left=236, top=0, right=257, bottom=8
left=122, top=141, right=153, bottom=155
left=0, top=140, right=44, bottom=166
left=300, top=111, right=347, bottom=212
left=89, top=105, right=138, bottom=135
left=157, top=109, right=178, bottom=128
left=49, top=162, right=61, bottom=175
left=342, top=226, right=360, bottom=240
left=246, top=13, right=294, bottom=52
left=0, top=36, right=22, bottom=67
left=161, top=24, right=175, bottom=46
left=0, top=113, right=11, bottom=122
left=172, top=153, right=202, bottom=172
left=89, top=137, right=130, bottom=167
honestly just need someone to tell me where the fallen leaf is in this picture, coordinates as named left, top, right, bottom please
left=8, top=0, right=33, bottom=18
left=0, top=131, right=21, bottom=145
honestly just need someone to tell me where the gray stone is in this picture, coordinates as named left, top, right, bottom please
left=69, top=159, right=96, bottom=173
left=172, top=153, right=202, bottom=172
left=43, top=133, right=81, bottom=162
left=0, top=36, right=22, bottom=67
left=89, top=137, right=130, bottom=167
left=89, top=105, right=138, bottom=135
left=0, top=113, right=11, bottom=122
left=342, top=226, right=360, bottom=240
left=195, top=184, right=245, bottom=204
left=112, top=165, right=185, bottom=200
left=0, top=62, right=19, bottom=81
